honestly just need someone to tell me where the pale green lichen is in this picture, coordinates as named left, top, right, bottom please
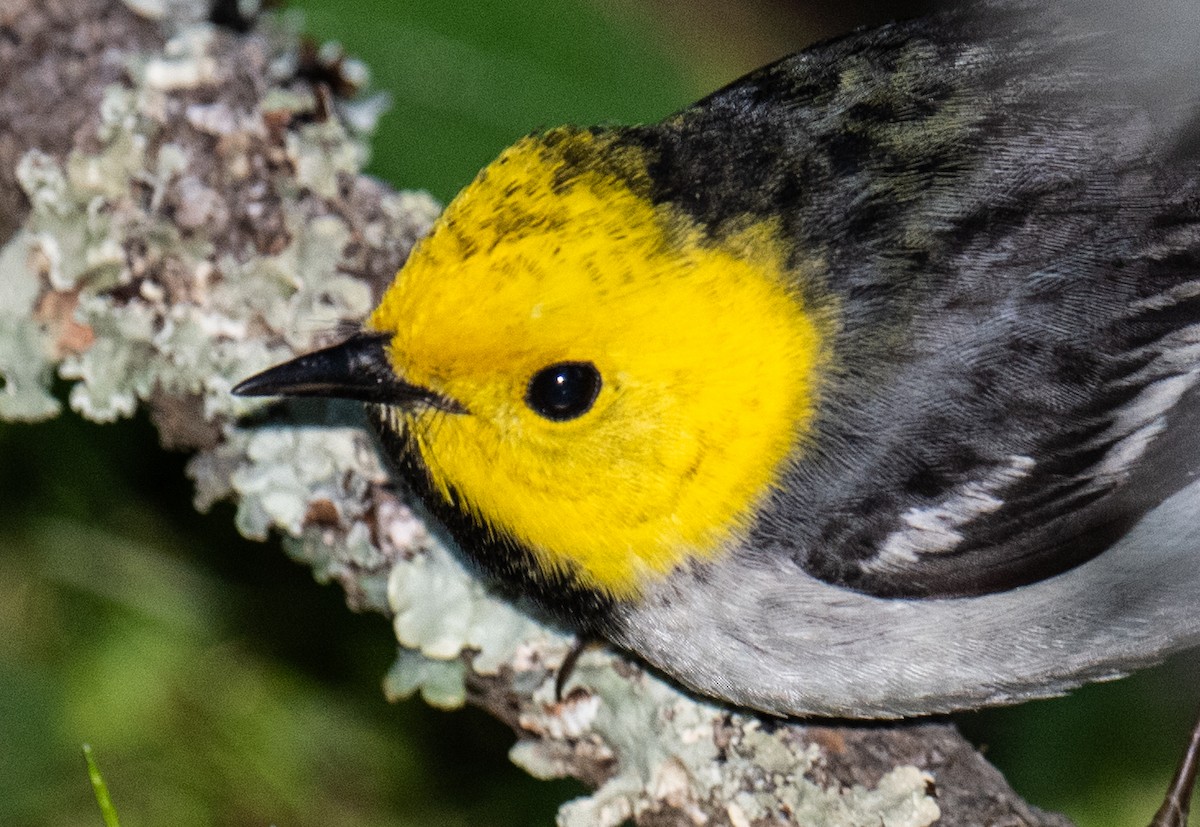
left=226, top=425, right=385, bottom=538
left=17, top=146, right=132, bottom=295
left=288, top=121, right=369, bottom=201
left=384, top=647, right=474, bottom=710
left=0, top=228, right=60, bottom=421
left=143, top=25, right=223, bottom=90
left=541, top=682, right=940, bottom=827
left=387, top=541, right=568, bottom=675
left=122, top=0, right=214, bottom=24
left=0, top=92, right=152, bottom=421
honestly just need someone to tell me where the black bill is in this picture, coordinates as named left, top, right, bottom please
left=232, top=331, right=459, bottom=411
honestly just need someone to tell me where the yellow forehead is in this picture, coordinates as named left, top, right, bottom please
left=367, top=128, right=830, bottom=598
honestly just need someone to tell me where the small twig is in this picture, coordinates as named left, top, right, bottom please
left=1150, top=706, right=1200, bottom=827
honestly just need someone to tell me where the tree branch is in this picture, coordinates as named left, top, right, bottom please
left=0, top=2, right=1074, bottom=825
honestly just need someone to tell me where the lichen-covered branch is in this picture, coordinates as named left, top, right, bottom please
left=0, top=2, right=1073, bottom=825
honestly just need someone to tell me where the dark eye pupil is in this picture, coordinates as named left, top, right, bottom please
left=526, top=362, right=602, bottom=421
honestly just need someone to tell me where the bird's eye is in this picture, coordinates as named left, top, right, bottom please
left=525, top=362, right=602, bottom=421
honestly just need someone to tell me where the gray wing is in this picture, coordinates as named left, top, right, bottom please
left=782, top=279, right=1200, bottom=598
left=712, top=1, right=1200, bottom=597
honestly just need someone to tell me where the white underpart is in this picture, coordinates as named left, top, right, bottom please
left=869, top=454, right=1036, bottom=569
left=620, top=474, right=1200, bottom=717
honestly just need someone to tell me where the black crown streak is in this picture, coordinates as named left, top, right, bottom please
left=232, top=332, right=463, bottom=413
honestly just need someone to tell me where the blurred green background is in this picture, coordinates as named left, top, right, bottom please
left=1, top=1, right=1196, bottom=825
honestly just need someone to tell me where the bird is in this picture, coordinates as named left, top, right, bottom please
left=235, top=0, right=1200, bottom=815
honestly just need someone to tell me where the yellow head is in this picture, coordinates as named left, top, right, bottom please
left=366, top=127, right=830, bottom=599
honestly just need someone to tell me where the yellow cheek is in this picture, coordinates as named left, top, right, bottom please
left=403, top=266, right=825, bottom=598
